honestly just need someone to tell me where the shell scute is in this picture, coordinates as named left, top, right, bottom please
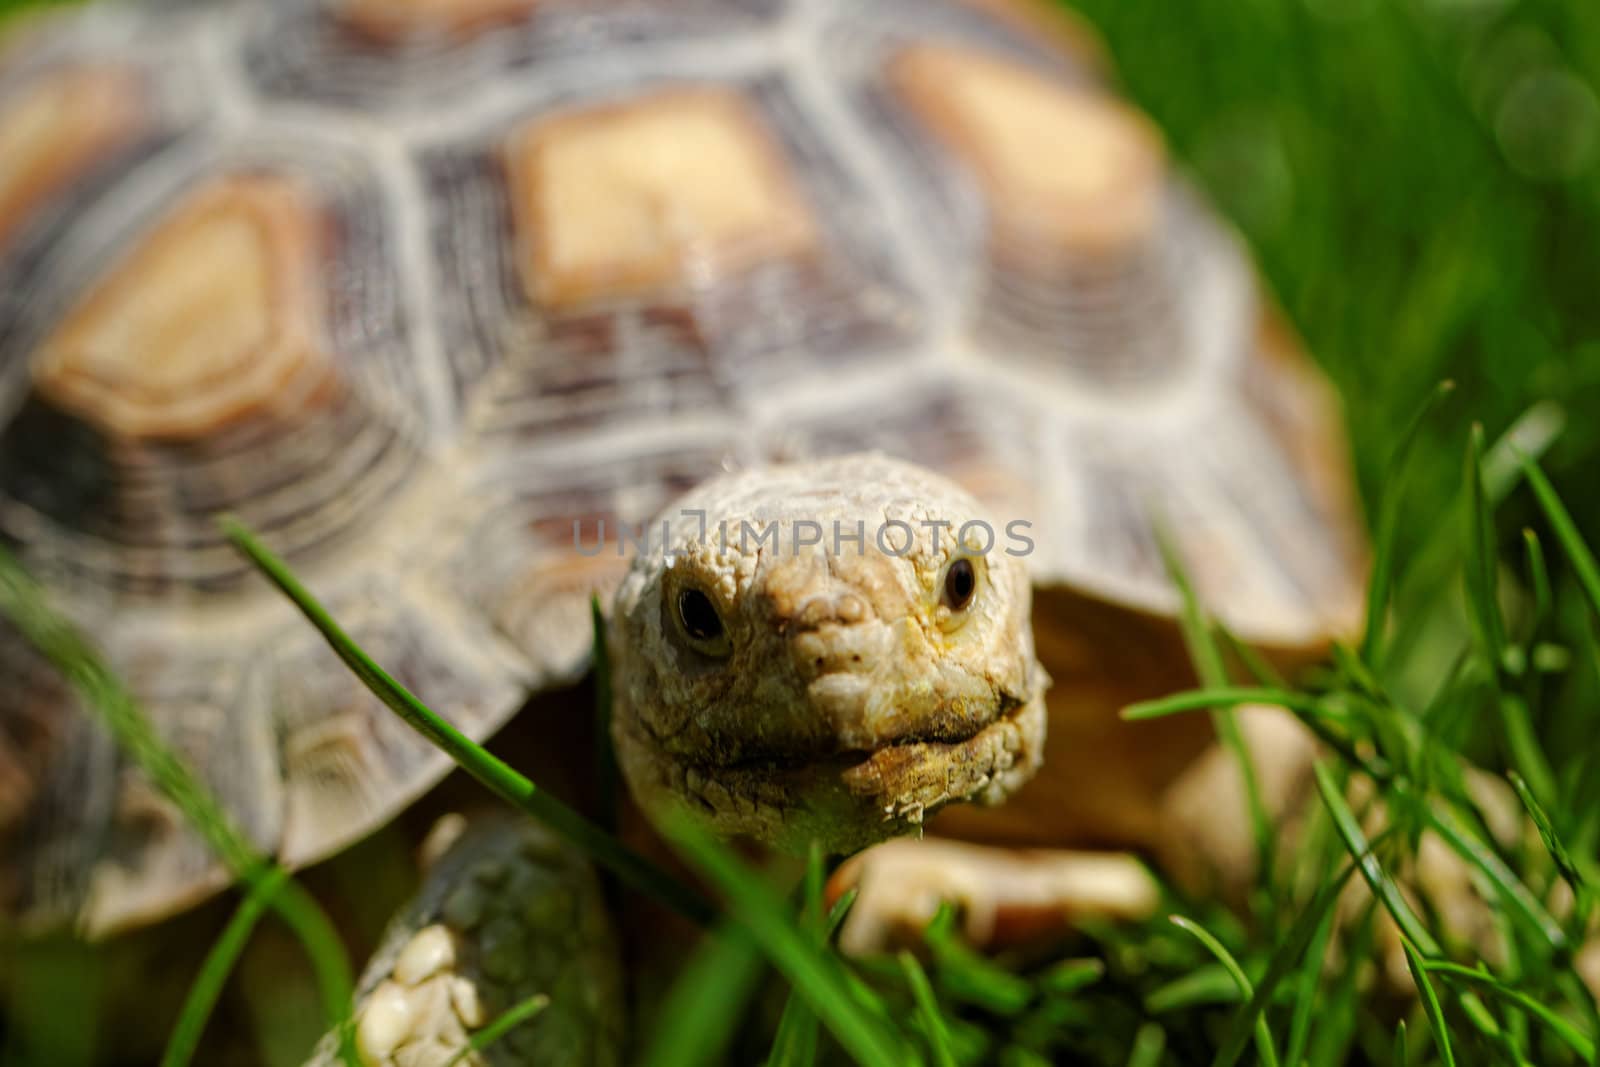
left=427, top=72, right=921, bottom=441
left=0, top=64, right=150, bottom=253
left=2, top=148, right=428, bottom=595
left=242, top=0, right=785, bottom=110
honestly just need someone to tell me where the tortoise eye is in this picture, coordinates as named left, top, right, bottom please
left=941, top=557, right=978, bottom=612
left=676, top=587, right=728, bottom=651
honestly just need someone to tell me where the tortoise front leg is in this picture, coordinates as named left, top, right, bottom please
left=305, top=817, right=624, bottom=1067
left=828, top=837, right=1160, bottom=957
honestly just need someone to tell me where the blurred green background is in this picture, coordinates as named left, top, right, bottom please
left=1068, top=0, right=1600, bottom=548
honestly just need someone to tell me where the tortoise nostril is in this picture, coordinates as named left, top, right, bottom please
left=790, top=624, right=885, bottom=680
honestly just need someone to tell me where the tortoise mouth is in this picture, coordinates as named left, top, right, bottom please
left=708, top=688, right=1023, bottom=778
left=616, top=682, right=1046, bottom=855
left=835, top=692, right=1036, bottom=811
left=703, top=690, right=1042, bottom=826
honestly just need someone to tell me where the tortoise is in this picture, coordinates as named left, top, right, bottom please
left=0, top=0, right=1367, bottom=1060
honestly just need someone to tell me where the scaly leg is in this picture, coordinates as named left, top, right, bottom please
left=305, top=816, right=624, bottom=1067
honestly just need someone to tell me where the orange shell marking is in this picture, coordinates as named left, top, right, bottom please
left=890, top=43, right=1165, bottom=255
left=0, top=65, right=145, bottom=249
left=505, top=87, right=818, bottom=311
left=31, top=175, right=331, bottom=441
left=334, top=0, right=541, bottom=42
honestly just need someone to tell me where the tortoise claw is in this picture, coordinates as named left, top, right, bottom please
left=306, top=817, right=623, bottom=1067
left=827, top=836, right=1159, bottom=957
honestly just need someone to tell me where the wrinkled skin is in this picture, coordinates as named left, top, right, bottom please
left=608, top=453, right=1048, bottom=854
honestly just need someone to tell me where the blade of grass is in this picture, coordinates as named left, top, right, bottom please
left=1411, top=789, right=1567, bottom=956
left=1156, top=529, right=1274, bottom=888
left=223, top=518, right=713, bottom=928
left=1217, top=624, right=1290, bottom=688
left=1524, top=530, right=1552, bottom=637
left=767, top=843, right=828, bottom=1067
left=1305, top=904, right=1372, bottom=1067
left=272, top=882, right=362, bottom=1065
left=1333, top=641, right=1388, bottom=704
left=1509, top=770, right=1587, bottom=896
left=1520, top=451, right=1600, bottom=623
left=1482, top=402, right=1565, bottom=502
left=1212, top=861, right=1358, bottom=1067
left=1402, top=940, right=1457, bottom=1067
left=1422, top=960, right=1597, bottom=1060
left=1386, top=402, right=1564, bottom=677
left=828, top=887, right=859, bottom=937
left=1466, top=428, right=1561, bottom=806
left=1122, top=686, right=1323, bottom=720
left=803, top=840, right=825, bottom=937
left=824, top=890, right=902, bottom=1050
left=1127, top=688, right=1389, bottom=783
left=663, top=814, right=915, bottom=1067
left=899, top=952, right=958, bottom=1067
left=442, top=993, right=550, bottom=1067
left=766, top=980, right=820, bottom=1065
left=1146, top=965, right=1240, bottom=1013
left=923, top=904, right=1034, bottom=1015
left=1362, top=379, right=1457, bottom=666
left=1125, top=1022, right=1167, bottom=1067
left=1495, top=690, right=1558, bottom=815
left=1037, top=958, right=1104, bottom=998
left=161, top=867, right=288, bottom=1067
left=0, top=544, right=357, bottom=1065
left=1284, top=874, right=1341, bottom=1067
left=641, top=924, right=765, bottom=1067
left=1465, top=424, right=1508, bottom=666
left=1313, top=762, right=1440, bottom=956
left=1168, top=916, right=1279, bottom=1067
left=1454, top=989, right=1533, bottom=1067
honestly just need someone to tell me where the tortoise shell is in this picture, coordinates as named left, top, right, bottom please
left=0, top=0, right=1363, bottom=935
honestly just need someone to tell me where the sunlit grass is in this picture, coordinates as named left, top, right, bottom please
left=1109, top=413, right=1599, bottom=1065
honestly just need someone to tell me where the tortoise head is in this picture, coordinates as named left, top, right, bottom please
left=608, top=453, right=1047, bottom=854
